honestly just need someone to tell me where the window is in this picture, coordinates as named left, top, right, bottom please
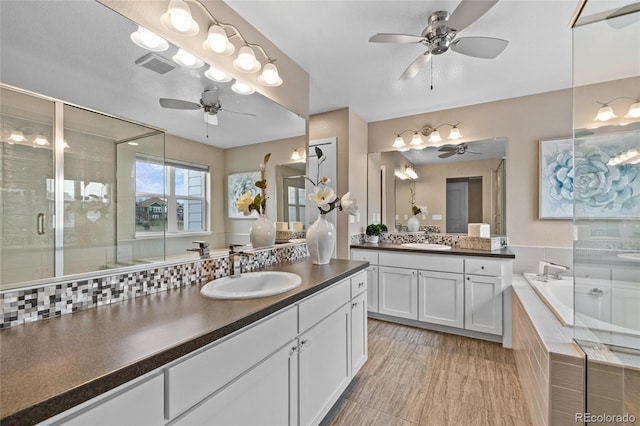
left=285, top=183, right=306, bottom=224
left=135, top=156, right=208, bottom=234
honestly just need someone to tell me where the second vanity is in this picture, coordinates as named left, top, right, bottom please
left=351, top=242, right=515, bottom=344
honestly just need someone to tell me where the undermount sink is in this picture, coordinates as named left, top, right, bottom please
left=200, top=271, right=302, bottom=300
left=401, top=243, right=452, bottom=251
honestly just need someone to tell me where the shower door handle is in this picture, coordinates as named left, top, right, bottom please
left=37, top=213, right=45, bottom=235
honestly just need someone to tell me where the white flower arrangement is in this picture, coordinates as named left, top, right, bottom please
left=305, top=147, right=358, bottom=215
left=236, top=153, right=271, bottom=216
left=409, top=187, right=428, bottom=216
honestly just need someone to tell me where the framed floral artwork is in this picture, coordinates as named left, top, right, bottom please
left=228, top=171, right=260, bottom=219
left=539, top=137, right=574, bottom=219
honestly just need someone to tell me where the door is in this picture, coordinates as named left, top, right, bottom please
left=418, top=270, right=464, bottom=328
left=351, top=291, right=368, bottom=376
left=446, top=180, right=468, bottom=233
left=366, top=265, right=379, bottom=313
left=175, top=342, right=298, bottom=426
left=299, top=303, right=351, bottom=426
left=379, top=266, right=418, bottom=320
left=465, top=274, right=503, bottom=335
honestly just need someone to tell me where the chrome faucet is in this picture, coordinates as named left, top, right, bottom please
left=187, top=241, right=210, bottom=258
left=229, top=245, right=254, bottom=277
left=539, top=261, right=570, bottom=281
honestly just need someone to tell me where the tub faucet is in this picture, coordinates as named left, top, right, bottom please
left=187, top=241, right=210, bottom=258
left=541, top=261, right=570, bottom=281
left=229, top=245, right=254, bottom=277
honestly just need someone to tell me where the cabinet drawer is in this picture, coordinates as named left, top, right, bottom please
left=351, top=249, right=378, bottom=265
left=350, top=271, right=367, bottom=298
left=379, top=252, right=463, bottom=274
left=465, top=258, right=503, bottom=276
left=299, top=279, right=350, bottom=333
left=167, top=306, right=297, bottom=419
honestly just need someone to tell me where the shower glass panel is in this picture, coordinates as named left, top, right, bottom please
left=572, top=1, right=639, bottom=421
left=0, top=87, right=55, bottom=285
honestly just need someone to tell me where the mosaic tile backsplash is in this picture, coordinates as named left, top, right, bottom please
left=0, top=243, right=308, bottom=329
left=350, top=232, right=508, bottom=250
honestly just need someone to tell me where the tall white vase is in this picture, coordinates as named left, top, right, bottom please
left=250, top=214, right=276, bottom=248
left=407, top=215, right=420, bottom=232
left=306, top=214, right=335, bottom=265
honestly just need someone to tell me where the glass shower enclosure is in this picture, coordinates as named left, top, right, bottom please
left=0, top=85, right=165, bottom=288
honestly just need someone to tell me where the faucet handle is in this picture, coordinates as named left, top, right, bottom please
left=193, top=240, right=209, bottom=248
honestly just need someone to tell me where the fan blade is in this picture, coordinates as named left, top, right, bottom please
left=204, top=113, right=218, bottom=126
left=159, top=98, right=201, bottom=110
left=451, top=37, right=508, bottom=59
left=466, top=151, right=481, bottom=154
left=201, top=89, right=220, bottom=106
left=438, top=145, right=456, bottom=152
left=220, top=108, right=256, bottom=117
left=447, top=0, right=498, bottom=32
left=399, top=52, right=432, bottom=80
left=369, top=33, right=424, bottom=44
left=438, top=151, right=456, bottom=159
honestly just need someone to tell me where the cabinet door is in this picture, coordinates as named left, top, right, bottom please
left=465, top=274, right=503, bottom=335
left=418, top=270, right=464, bottom=328
left=351, top=291, right=368, bottom=376
left=299, top=303, right=351, bottom=426
left=366, top=265, right=379, bottom=313
left=379, top=266, right=418, bottom=320
left=174, top=342, right=298, bottom=426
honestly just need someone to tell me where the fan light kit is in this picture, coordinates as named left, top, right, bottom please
left=392, top=123, right=463, bottom=148
left=369, top=0, right=508, bottom=82
left=156, top=0, right=283, bottom=88
left=594, top=97, right=640, bottom=121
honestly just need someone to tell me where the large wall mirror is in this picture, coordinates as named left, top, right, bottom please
left=369, top=138, right=507, bottom=235
left=0, top=1, right=306, bottom=289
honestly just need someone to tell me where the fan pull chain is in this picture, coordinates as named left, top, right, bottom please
left=430, top=58, right=434, bottom=91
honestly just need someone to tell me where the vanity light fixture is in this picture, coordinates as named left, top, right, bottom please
left=290, top=147, right=306, bottom=161
left=160, top=0, right=200, bottom=36
left=391, top=122, right=463, bottom=148
left=231, top=80, right=255, bottom=95
left=608, top=149, right=640, bottom=166
left=594, top=97, right=640, bottom=121
left=172, top=48, right=204, bottom=68
left=205, top=24, right=235, bottom=56
left=33, top=134, right=50, bottom=146
left=404, top=164, right=418, bottom=180
left=204, top=65, right=232, bottom=82
left=8, top=130, right=26, bottom=143
left=130, top=25, right=169, bottom=52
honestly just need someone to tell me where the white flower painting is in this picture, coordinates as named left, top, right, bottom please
left=228, top=171, right=260, bottom=218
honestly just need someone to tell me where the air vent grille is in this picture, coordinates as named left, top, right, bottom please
left=135, top=53, right=177, bottom=75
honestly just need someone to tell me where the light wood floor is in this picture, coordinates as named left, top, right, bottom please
left=321, top=319, right=532, bottom=426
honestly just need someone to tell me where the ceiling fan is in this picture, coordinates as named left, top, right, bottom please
left=369, top=0, right=509, bottom=80
left=438, top=143, right=480, bottom=159
left=159, top=88, right=255, bottom=126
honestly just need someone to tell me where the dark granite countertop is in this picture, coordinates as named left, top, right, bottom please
left=0, top=258, right=368, bottom=425
left=350, top=242, right=515, bottom=259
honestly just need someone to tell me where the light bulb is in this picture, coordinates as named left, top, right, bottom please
left=161, top=0, right=199, bottom=36
left=34, top=135, right=49, bottom=146
left=170, top=13, right=191, bottom=32
left=259, top=62, right=282, bottom=86
left=594, top=105, right=617, bottom=121
left=428, top=130, right=442, bottom=143
left=204, top=65, right=231, bottom=82
left=448, top=126, right=462, bottom=140
left=173, top=49, right=203, bottom=68
left=625, top=102, right=640, bottom=118
left=207, top=25, right=228, bottom=53
left=9, top=130, right=26, bottom=142
left=392, top=135, right=405, bottom=148
left=231, top=81, right=255, bottom=95
left=291, top=149, right=301, bottom=161
left=234, top=46, right=260, bottom=72
left=410, top=133, right=422, bottom=145
left=130, top=26, right=169, bottom=51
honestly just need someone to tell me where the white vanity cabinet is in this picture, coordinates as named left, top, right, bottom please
left=379, top=266, right=419, bottom=320
left=350, top=272, right=368, bottom=376
left=418, top=270, right=464, bottom=328
left=351, top=250, right=379, bottom=313
left=464, top=258, right=505, bottom=336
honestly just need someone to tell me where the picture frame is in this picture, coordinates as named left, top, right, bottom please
left=539, top=137, right=574, bottom=219
left=228, top=171, right=260, bottom=219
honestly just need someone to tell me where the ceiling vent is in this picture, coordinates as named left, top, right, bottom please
left=135, top=53, right=177, bottom=75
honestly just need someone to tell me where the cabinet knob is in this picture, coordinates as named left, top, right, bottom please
left=301, top=339, right=309, bottom=346
left=352, top=302, right=358, bottom=308
left=467, top=277, right=470, bottom=280
left=358, top=282, right=364, bottom=288
left=289, top=346, right=298, bottom=356
left=481, top=266, right=485, bottom=270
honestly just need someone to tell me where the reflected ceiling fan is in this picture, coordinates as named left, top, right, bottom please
left=438, top=143, right=480, bottom=159
left=369, top=0, right=508, bottom=80
left=159, top=88, right=255, bottom=126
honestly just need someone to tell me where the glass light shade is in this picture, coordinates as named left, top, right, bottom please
left=291, top=149, right=301, bottom=161
left=233, top=46, right=261, bottom=72
left=392, top=135, right=405, bottom=148
left=9, top=130, right=26, bottom=142
left=204, top=65, right=231, bottom=82
left=173, top=49, right=203, bottom=68
left=231, top=81, right=255, bottom=95
left=448, top=127, right=462, bottom=140
left=207, top=25, right=229, bottom=53
left=428, top=130, right=442, bottom=143
left=130, top=26, right=169, bottom=52
left=161, top=0, right=199, bottom=36
left=63, top=141, right=71, bottom=149
left=625, top=102, right=640, bottom=118
left=34, top=135, right=49, bottom=146
left=410, top=133, right=422, bottom=145
left=258, top=62, right=283, bottom=86
left=594, top=105, right=617, bottom=121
